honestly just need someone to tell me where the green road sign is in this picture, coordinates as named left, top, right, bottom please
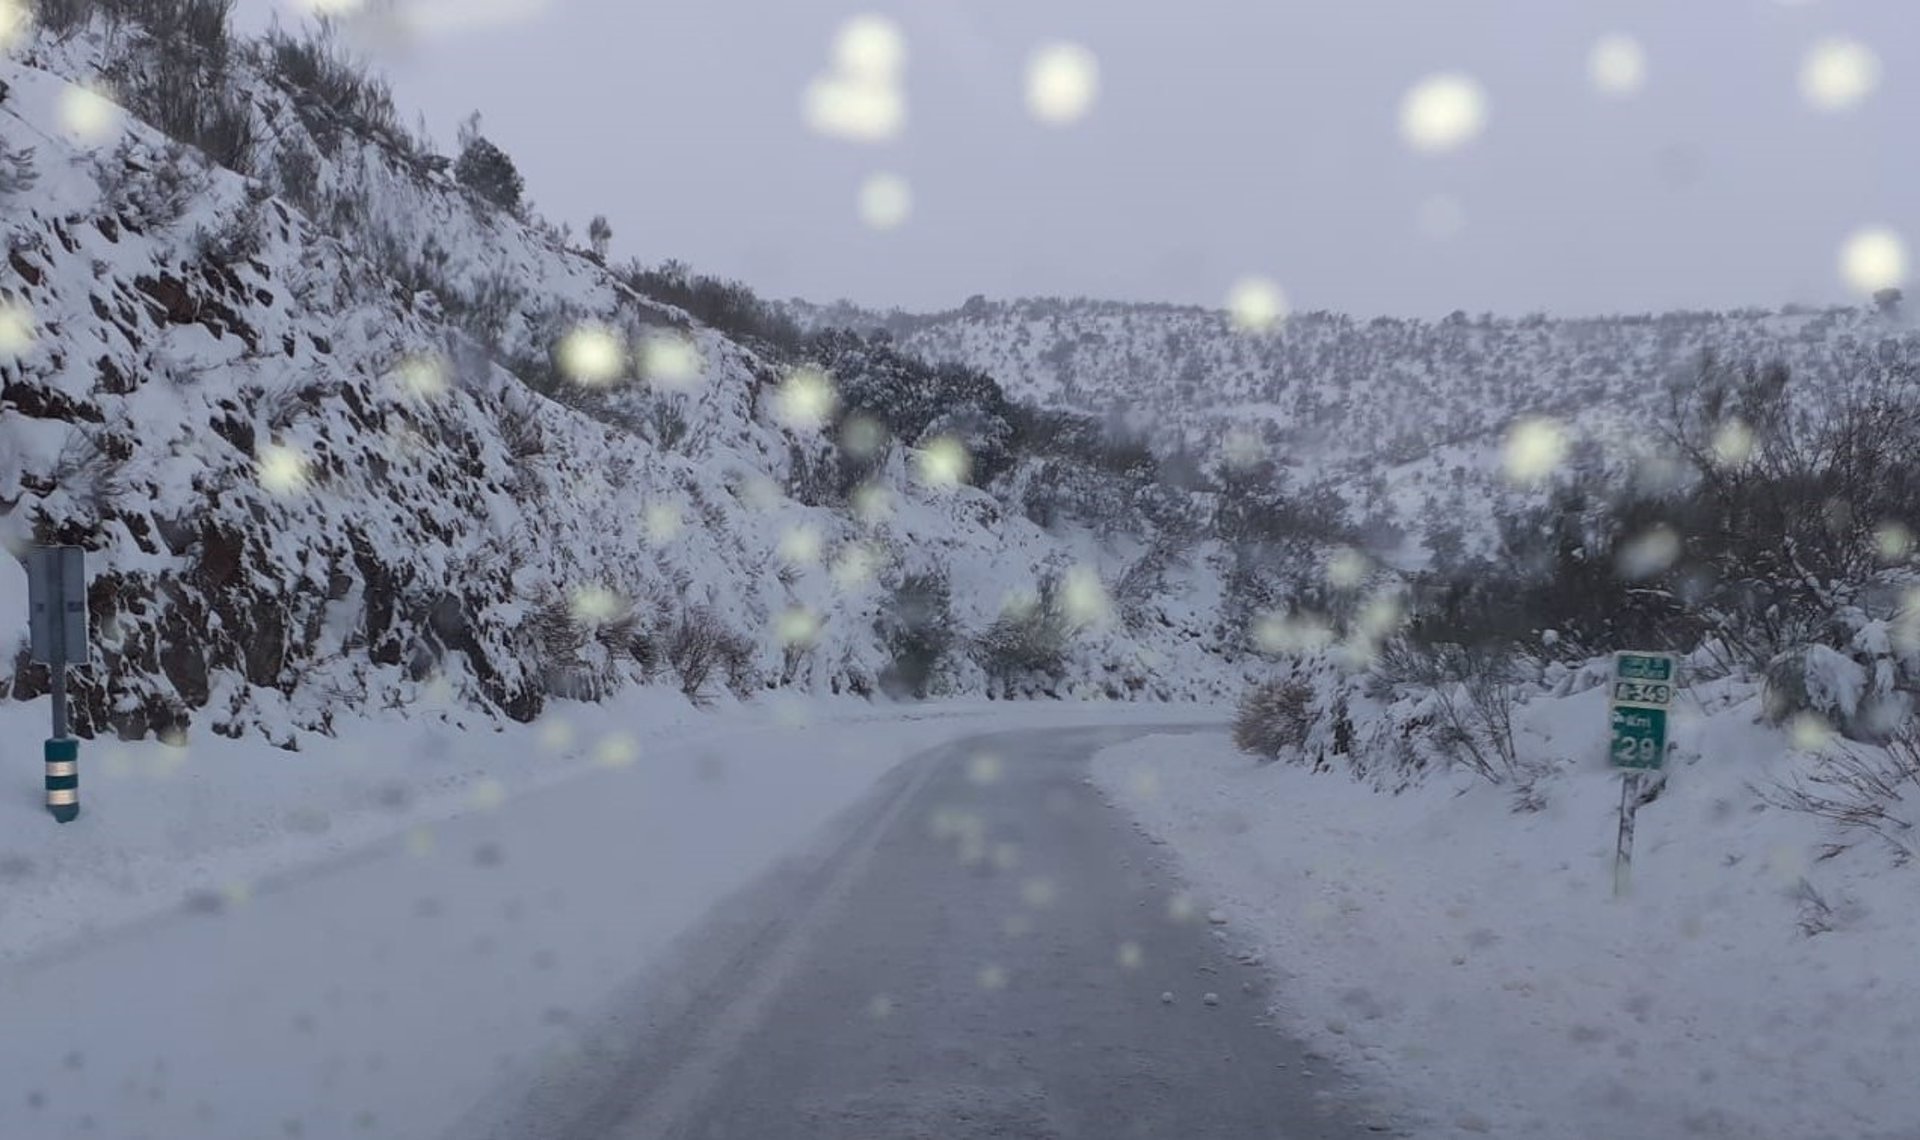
left=1615, top=653, right=1673, bottom=683
left=1610, top=651, right=1675, bottom=771
left=1610, top=705, right=1667, bottom=770
left=1611, top=679, right=1674, bottom=706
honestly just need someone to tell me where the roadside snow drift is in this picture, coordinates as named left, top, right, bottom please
left=1095, top=691, right=1920, bottom=1140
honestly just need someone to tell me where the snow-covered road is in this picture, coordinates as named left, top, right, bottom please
left=467, top=724, right=1390, bottom=1140
left=0, top=702, right=1265, bottom=1139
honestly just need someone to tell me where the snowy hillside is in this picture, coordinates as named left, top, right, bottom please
left=795, top=296, right=1920, bottom=560
left=0, top=11, right=1256, bottom=744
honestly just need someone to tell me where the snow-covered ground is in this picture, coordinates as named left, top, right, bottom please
left=1094, top=691, right=1920, bottom=1140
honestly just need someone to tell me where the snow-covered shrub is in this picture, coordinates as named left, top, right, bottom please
left=122, top=67, right=254, bottom=175
left=921, top=401, right=1015, bottom=487
left=665, top=607, right=754, bottom=703
left=876, top=570, right=955, bottom=699
left=664, top=609, right=720, bottom=701
left=30, top=0, right=94, bottom=35
left=75, top=0, right=257, bottom=176
left=1765, top=644, right=1867, bottom=731
left=262, top=26, right=414, bottom=156
left=716, top=624, right=758, bottom=700
left=492, top=390, right=548, bottom=486
left=617, top=260, right=804, bottom=354
left=974, top=584, right=1069, bottom=692
left=1111, top=543, right=1173, bottom=631
left=444, top=270, right=527, bottom=354
left=98, top=139, right=205, bottom=229
left=270, top=138, right=320, bottom=214
left=586, top=214, right=613, bottom=261
left=783, top=441, right=844, bottom=507
left=1767, top=731, right=1920, bottom=865
left=454, top=118, right=524, bottom=214
left=1233, top=675, right=1313, bottom=763
left=1758, top=605, right=1918, bottom=742
left=1374, top=640, right=1531, bottom=784
left=646, top=395, right=691, bottom=452
left=1014, top=458, right=1135, bottom=533
left=0, top=144, right=37, bottom=196
left=193, top=198, right=266, bottom=266
left=363, top=227, right=452, bottom=302
left=524, top=593, right=602, bottom=701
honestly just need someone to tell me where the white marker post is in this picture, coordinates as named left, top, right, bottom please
left=1609, top=651, right=1675, bottom=897
left=27, top=546, right=88, bottom=823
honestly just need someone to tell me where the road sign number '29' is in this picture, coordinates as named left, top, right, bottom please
left=1610, top=652, right=1675, bottom=770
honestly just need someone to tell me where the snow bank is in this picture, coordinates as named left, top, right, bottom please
left=1094, top=686, right=1920, bottom=1140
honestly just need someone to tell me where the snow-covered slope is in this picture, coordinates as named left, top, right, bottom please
left=0, top=17, right=1249, bottom=744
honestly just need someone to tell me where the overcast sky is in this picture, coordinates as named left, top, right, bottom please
left=238, top=0, right=1912, bottom=320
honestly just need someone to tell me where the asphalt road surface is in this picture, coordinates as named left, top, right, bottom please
left=474, top=726, right=1392, bottom=1140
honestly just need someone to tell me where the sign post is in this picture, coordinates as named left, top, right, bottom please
left=1609, top=651, right=1675, bottom=897
left=27, top=546, right=87, bottom=823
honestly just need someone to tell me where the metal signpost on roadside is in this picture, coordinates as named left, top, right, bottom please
left=26, top=546, right=87, bottom=823
left=1609, top=650, right=1675, bottom=897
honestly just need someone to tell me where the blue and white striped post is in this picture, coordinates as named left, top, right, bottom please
left=45, top=739, right=78, bottom=823
left=45, top=661, right=77, bottom=823
left=27, top=547, right=86, bottom=824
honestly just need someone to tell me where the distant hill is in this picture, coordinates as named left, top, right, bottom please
left=790, top=295, right=1920, bottom=561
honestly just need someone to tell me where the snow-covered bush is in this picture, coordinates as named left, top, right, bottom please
left=261, top=26, right=415, bottom=157
left=876, top=571, right=954, bottom=699
left=974, top=584, right=1069, bottom=693
left=1375, top=641, right=1532, bottom=784
left=193, top=196, right=266, bottom=266
left=0, top=143, right=37, bottom=196
left=1014, top=457, right=1137, bottom=533
left=122, top=65, right=254, bottom=175
left=1767, top=731, right=1920, bottom=865
left=646, top=395, right=691, bottom=453
left=617, top=260, right=804, bottom=354
left=524, top=593, right=600, bottom=701
left=270, top=138, right=321, bottom=214
left=454, top=120, right=524, bottom=214
left=664, top=608, right=755, bottom=704
left=60, top=0, right=259, bottom=176
left=1110, top=542, right=1174, bottom=631
left=716, top=625, right=758, bottom=700
left=1233, top=675, right=1313, bottom=763
left=97, top=138, right=205, bottom=229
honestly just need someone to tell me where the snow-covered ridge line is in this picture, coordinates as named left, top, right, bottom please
left=800, top=294, right=1920, bottom=561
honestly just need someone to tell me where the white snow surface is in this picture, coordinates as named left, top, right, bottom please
left=1094, top=686, right=1920, bottom=1140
